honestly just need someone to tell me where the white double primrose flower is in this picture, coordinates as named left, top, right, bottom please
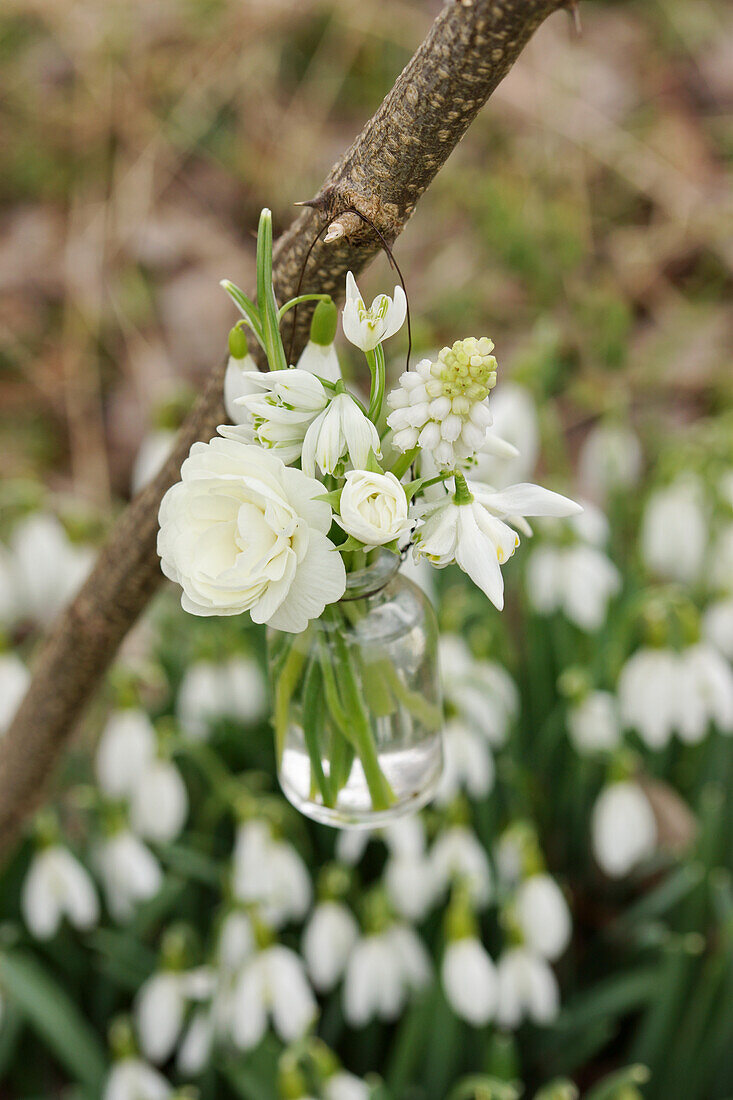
left=342, top=271, right=407, bottom=352
left=157, top=436, right=346, bottom=632
left=338, top=470, right=412, bottom=547
left=412, top=479, right=582, bottom=612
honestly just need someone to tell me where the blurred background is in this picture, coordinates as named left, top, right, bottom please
left=1, top=0, right=733, bottom=1098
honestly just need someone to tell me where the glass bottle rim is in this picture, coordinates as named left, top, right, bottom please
left=341, top=548, right=401, bottom=601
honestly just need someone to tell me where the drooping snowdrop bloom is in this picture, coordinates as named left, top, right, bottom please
left=224, top=351, right=260, bottom=428
left=435, top=718, right=495, bottom=805
left=591, top=781, right=657, bottom=878
left=439, top=635, right=519, bottom=746
left=515, top=874, right=571, bottom=962
left=1, top=513, right=93, bottom=628
left=103, top=1057, right=173, bottom=1100
left=235, top=369, right=329, bottom=464
left=342, top=271, right=407, bottom=352
left=21, top=845, right=99, bottom=939
left=231, top=943, right=317, bottom=1049
left=387, top=339, right=497, bottom=468
left=157, top=438, right=346, bottom=631
left=641, top=476, right=707, bottom=585
left=296, top=336, right=341, bottom=384
left=383, top=815, right=436, bottom=921
left=0, top=653, right=30, bottom=734
left=136, top=967, right=215, bottom=1066
left=335, top=828, right=370, bottom=866
left=130, top=758, right=189, bottom=844
left=473, top=382, right=539, bottom=488
left=678, top=643, right=733, bottom=740
left=526, top=543, right=621, bottom=632
left=302, top=900, right=360, bottom=992
left=710, top=523, right=733, bottom=595
left=704, top=598, right=733, bottom=661
left=442, top=936, right=498, bottom=1026
left=176, top=656, right=267, bottom=739
left=96, top=830, right=163, bottom=922
left=131, top=429, right=176, bottom=494
left=232, top=820, right=311, bottom=927
left=412, top=479, right=582, bottom=611
left=430, top=825, right=492, bottom=908
left=324, top=1072, right=371, bottom=1100
left=567, top=690, right=621, bottom=754
left=301, top=394, right=382, bottom=479
left=496, top=947, right=560, bottom=1028
left=337, top=470, right=412, bottom=547
left=343, top=923, right=431, bottom=1026
left=578, top=421, right=643, bottom=503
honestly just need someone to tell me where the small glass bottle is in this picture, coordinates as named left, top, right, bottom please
left=267, top=552, right=443, bottom=828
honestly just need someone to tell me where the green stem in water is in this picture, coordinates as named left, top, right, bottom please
left=274, top=639, right=307, bottom=765
left=301, top=659, right=336, bottom=807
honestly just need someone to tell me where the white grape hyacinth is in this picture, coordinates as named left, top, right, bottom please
left=342, top=271, right=407, bottom=352
left=232, top=819, right=311, bottom=928
left=387, top=339, right=497, bottom=469
left=21, top=845, right=99, bottom=940
left=496, top=947, right=560, bottom=1028
left=0, top=653, right=30, bottom=735
left=591, top=781, right=657, bottom=878
left=302, top=900, right=359, bottom=992
left=157, top=437, right=346, bottom=631
left=442, top=936, right=499, bottom=1026
left=343, top=923, right=431, bottom=1026
left=412, top=479, right=582, bottom=611
left=301, top=394, right=381, bottom=479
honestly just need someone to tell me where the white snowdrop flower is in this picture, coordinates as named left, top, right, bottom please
left=0, top=653, right=30, bottom=734
left=435, top=718, right=495, bottom=805
left=234, top=369, right=329, bottom=464
left=324, top=1072, right=371, bottom=1100
left=217, top=909, right=255, bottom=973
left=704, top=598, right=733, bottom=661
left=442, top=937, right=498, bottom=1026
left=176, top=661, right=227, bottom=740
left=430, top=826, right=492, bottom=907
left=301, top=394, right=381, bottom=480
left=302, top=900, right=359, bottom=992
left=177, top=1008, right=214, bottom=1076
left=383, top=816, right=436, bottom=921
left=568, top=500, right=611, bottom=548
left=158, top=437, right=345, bottom=631
left=103, top=1058, right=172, bottom=1100
left=131, top=430, right=176, bottom=494
left=473, top=382, right=539, bottom=488
left=387, top=339, right=497, bottom=468
left=578, top=422, right=643, bottom=503
left=296, top=340, right=341, bottom=384
left=224, top=352, right=261, bottom=429
left=337, top=470, right=411, bottom=547
left=5, top=513, right=93, bottom=628
left=226, top=655, right=267, bottom=724
left=641, top=476, right=707, bottom=585
left=413, top=479, right=582, bottom=611
left=618, top=647, right=680, bottom=749
left=343, top=924, right=430, bottom=1026
left=439, top=635, right=519, bottom=746
left=336, top=828, right=370, bottom=866
left=526, top=544, right=621, bottom=632
left=342, top=271, right=407, bottom=352
left=679, top=642, right=733, bottom=740
left=515, top=874, right=571, bottom=962
left=591, top=781, right=657, bottom=878
left=567, top=691, right=621, bottom=755
left=232, top=820, right=311, bottom=927
left=130, top=758, right=189, bottom=843
left=231, top=944, right=317, bottom=1050
left=21, top=845, right=99, bottom=940
left=710, top=523, right=733, bottom=596
left=496, top=947, right=560, bottom=1028
left=494, top=832, right=525, bottom=889
left=136, top=967, right=215, bottom=1065
left=96, top=830, right=163, bottom=922
left=95, top=710, right=157, bottom=798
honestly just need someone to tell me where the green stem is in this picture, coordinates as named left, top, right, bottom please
left=278, top=293, right=331, bottom=320
left=274, top=639, right=307, bottom=764
left=301, top=659, right=336, bottom=807
left=390, top=446, right=419, bottom=481
left=256, top=208, right=287, bottom=371
left=366, top=343, right=386, bottom=423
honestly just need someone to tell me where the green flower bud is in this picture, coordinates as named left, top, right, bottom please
left=228, top=323, right=249, bottom=359
left=310, top=298, right=338, bottom=346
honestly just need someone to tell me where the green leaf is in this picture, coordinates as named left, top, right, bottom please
left=255, top=208, right=287, bottom=371
left=584, top=1065, right=650, bottom=1100
left=0, top=950, right=107, bottom=1089
left=220, top=280, right=264, bottom=345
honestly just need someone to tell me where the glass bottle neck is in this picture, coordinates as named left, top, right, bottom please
left=341, top=549, right=401, bottom=601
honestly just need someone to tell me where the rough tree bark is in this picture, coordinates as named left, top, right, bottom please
left=0, top=0, right=571, bottom=860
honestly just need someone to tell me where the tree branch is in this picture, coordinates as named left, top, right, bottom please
left=0, top=0, right=570, bottom=860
